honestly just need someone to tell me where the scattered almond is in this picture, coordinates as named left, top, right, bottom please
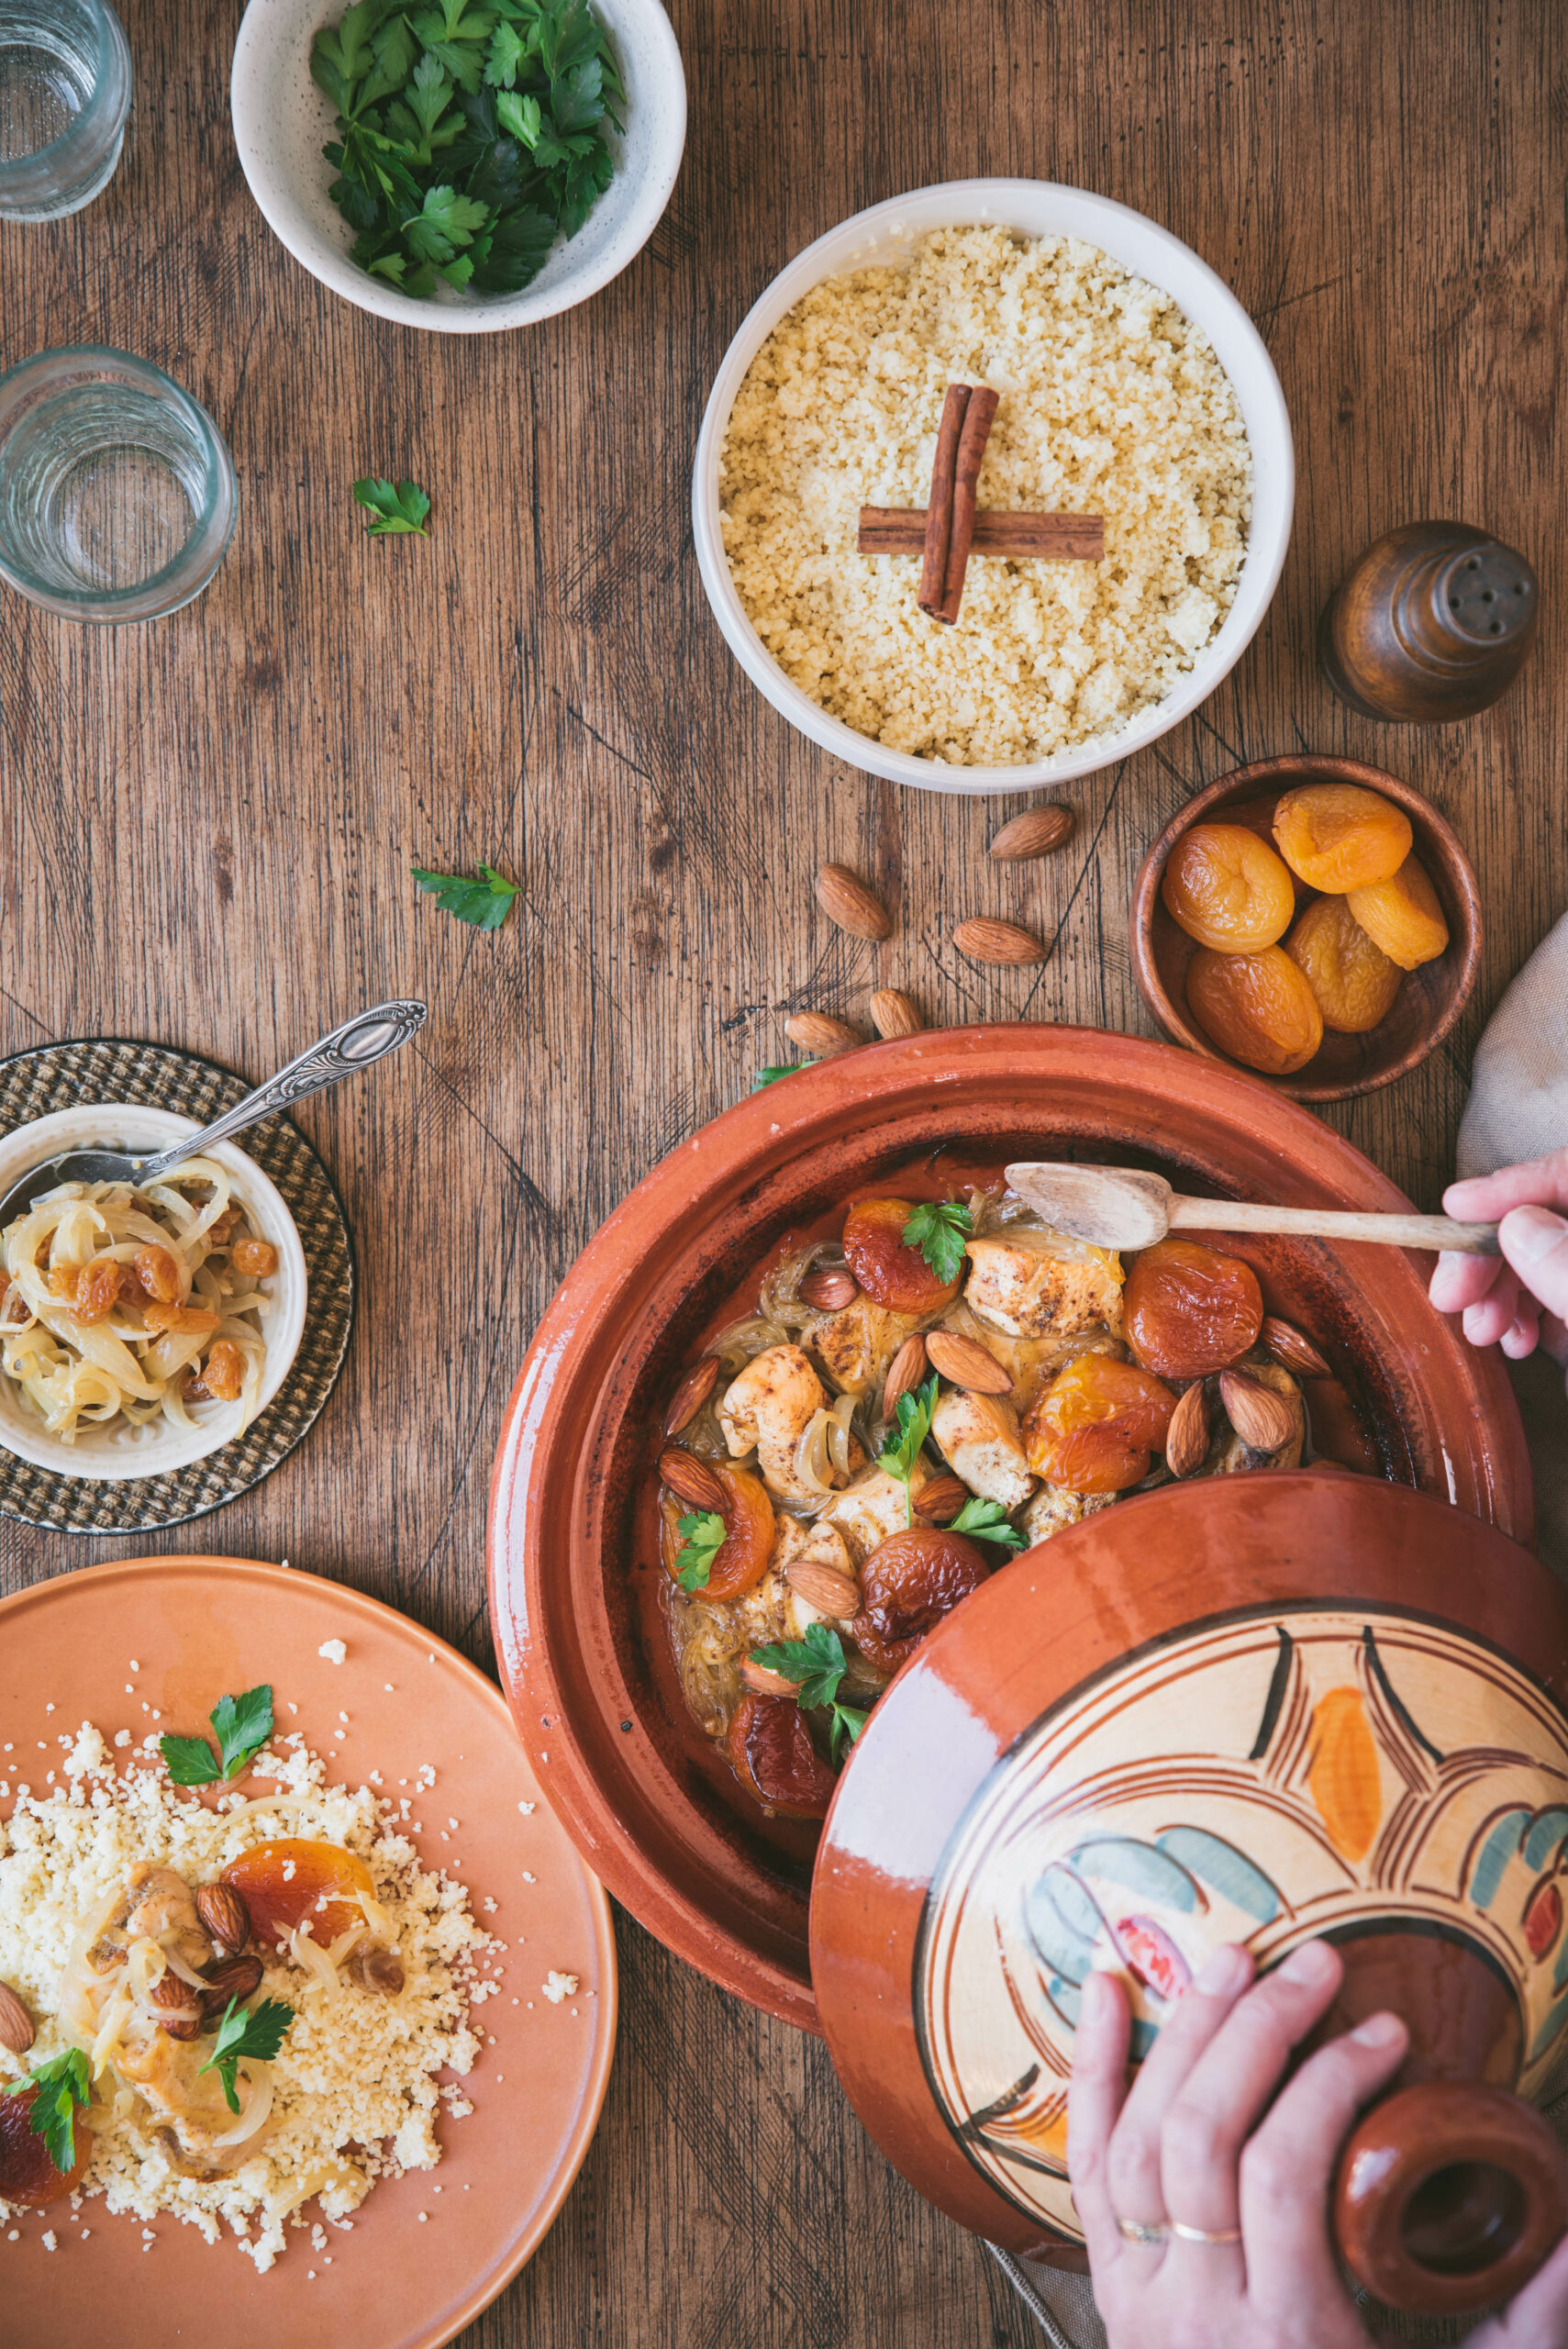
left=1218, top=1368, right=1297, bottom=1454
left=784, top=1011, right=862, bottom=1055
left=195, top=1881, right=250, bottom=1954
left=988, top=807, right=1074, bottom=862
left=0, top=1981, right=34, bottom=2055
left=816, top=864, right=893, bottom=941
left=915, top=1473, right=970, bottom=1524
left=740, top=1657, right=801, bottom=1698
left=1165, top=1382, right=1210, bottom=1479
left=784, top=1560, right=861, bottom=1618
left=925, top=1329, right=1012, bottom=1395
left=663, top=1355, right=720, bottom=1437
left=869, top=987, right=925, bottom=1040
left=1261, top=1316, right=1331, bottom=1380
left=883, top=1333, right=928, bottom=1419
left=952, top=918, right=1046, bottom=967
left=657, top=1447, right=728, bottom=1514
left=200, top=1953, right=264, bottom=2016
left=799, top=1266, right=860, bottom=1311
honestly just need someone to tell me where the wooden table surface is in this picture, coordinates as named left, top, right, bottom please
left=1, top=0, right=1562, bottom=2340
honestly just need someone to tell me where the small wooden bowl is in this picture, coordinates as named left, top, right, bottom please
left=1129, top=754, right=1482, bottom=1103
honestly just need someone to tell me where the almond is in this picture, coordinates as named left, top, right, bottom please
left=784, top=1011, right=862, bottom=1055
left=1164, top=1382, right=1210, bottom=1479
left=883, top=1333, right=928, bottom=1419
left=740, top=1657, right=801, bottom=1698
left=914, top=1473, right=970, bottom=1524
left=869, top=988, right=925, bottom=1040
left=925, top=1329, right=1012, bottom=1395
left=784, top=1559, right=861, bottom=1619
left=196, top=1882, right=250, bottom=1954
left=952, top=918, right=1047, bottom=967
left=0, top=1981, right=34, bottom=2055
left=657, top=1447, right=728, bottom=1514
left=1219, top=1368, right=1297, bottom=1454
left=799, top=1267, right=860, bottom=1311
left=988, top=807, right=1074, bottom=862
left=664, top=1355, right=720, bottom=1436
left=152, top=1971, right=203, bottom=2041
left=200, top=1953, right=263, bottom=2016
left=816, top=864, right=893, bottom=941
left=1261, top=1316, right=1331, bottom=1380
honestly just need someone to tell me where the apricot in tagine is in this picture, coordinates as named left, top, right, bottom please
left=1023, top=1354, right=1175, bottom=1495
left=661, top=1460, right=775, bottom=1601
left=726, top=1695, right=840, bottom=1818
left=841, top=1197, right=962, bottom=1314
left=851, top=1526, right=991, bottom=1674
left=1125, top=1238, right=1264, bottom=1380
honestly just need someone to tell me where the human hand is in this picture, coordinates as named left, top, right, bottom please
left=1429, top=1150, right=1568, bottom=1390
left=1066, top=1938, right=1568, bottom=2347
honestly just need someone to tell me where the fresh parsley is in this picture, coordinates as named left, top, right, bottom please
left=673, top=1509, right=727, bottom=1593
left=902, top=1198, right=973, bottom=1287
left=160, top=1685, right=274, bottom=1787
left=353, top=474, right=431, bottom=535
left=311, top=0, right=624, bottom=302
left=877, top=1372, right=939, bottom=1525
left=751, top=1063, right=817, bottom=1092
left=198, top=1997, right=295, bottom=2116
left=948, top=1496, right=1027, bottom=1553
left=412, top=863, right=519, bottom=929
left=748, top=1623, right=869, bottom=1759
left=25, top=2048, right=90, bottom=2177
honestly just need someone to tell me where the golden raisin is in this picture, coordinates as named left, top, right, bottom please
left=197, top=1339, right=244, bottom=1401
left=1272, top=785, right=1412, bottom=894
left=60, top=1259, right=128, bottom=1322
left=207, top=1207, right=242, bottom=1244
left=1161, top=824, right=1296, bottom=952
left=132, top=1242, right=181, bottom=1302
left=230, top=1236, right=278, bottom=1277
left=1125, top=1239, right=1263, bottom=1378
left=1284, top=896, right=1404, bottom=1033
left=1022, top=1354, right=1175, bottom=1494
left=1345, top=854, right=1450, bottom=971
left=1186, top=946, right=1325, bottom=1076
left=143, top=1300, right=222, bottom=1337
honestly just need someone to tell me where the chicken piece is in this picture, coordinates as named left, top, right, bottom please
left=1019, top=1483, right=1120, bottom=1548
left=772, top=1513, right=861, bottom=1635
left=718, top=1344, right=831, bottom=1505
left=810, top=1297, right=928, bottom=1399
left=117, top=2023, right=273, bottom=2175
left=1210, top=1360, right=1306, bottom=1475
left=964, top=1229, right=1125, bottom=1341
left=930, top=1388, right=1033, bottom=1510
left=821, top=1460, right=934, bottom=1564
left=86, top=1864, right=211, bottom=1979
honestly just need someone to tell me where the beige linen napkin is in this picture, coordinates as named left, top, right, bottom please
left=994, top=912, right=1568, bottom=2345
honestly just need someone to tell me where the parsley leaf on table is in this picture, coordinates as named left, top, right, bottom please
left=751, top=1063, right=817, bottom=1092
left=160, top=1685, right=274, bottom=1787
left=25, top=2048, right=90, bottom=2178
left=902, top=1198, right=973, bottom=1287
left=411, top=863, right=519, bottom=930
left=673, top=1509, right=727, bottom=1593
left=876, top=1373, right=939, bottom=1525
left=353, top=476, right=432, bottom=535
left=947, top=1496, right=1027, bottom=1553
left=748, top=1624, right=869, bottom=1758
left=198, top=1998, right=295, bottom=2116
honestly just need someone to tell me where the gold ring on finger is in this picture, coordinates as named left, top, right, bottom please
left=1170, top=2221, right=1242, bottom=2245
left=1115, top=2215, right=1170, bottom=2247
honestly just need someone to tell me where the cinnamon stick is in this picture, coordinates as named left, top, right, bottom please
left=859, top=508, right=1105, bottom=561
left=917, top=384, right=971, bottom=617
left=937, top=385, right=1000, bottom=624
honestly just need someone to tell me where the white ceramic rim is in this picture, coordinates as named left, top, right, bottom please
left=692, top=177, right=1296, bottom=796
left=0, top=1106, right=308, bottom=1481
left=229, top=0, right=687, bottom=334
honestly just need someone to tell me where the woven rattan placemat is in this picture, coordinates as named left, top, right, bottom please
left=0, top=1038, right=354, bottom=1534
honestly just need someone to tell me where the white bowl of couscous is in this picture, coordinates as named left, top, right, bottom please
left=693, top=180, right=1294, bottom=796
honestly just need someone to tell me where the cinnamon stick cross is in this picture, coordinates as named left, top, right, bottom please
left=857, top=383, right=1105, bottom=624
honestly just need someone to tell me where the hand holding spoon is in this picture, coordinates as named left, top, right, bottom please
left=1005, top=1162, right=1500, bottom=1255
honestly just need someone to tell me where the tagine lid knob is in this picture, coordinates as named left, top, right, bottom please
left=1318, top=520, right=1540, bottom=722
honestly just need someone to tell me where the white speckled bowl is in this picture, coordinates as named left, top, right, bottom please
left=0, top=1106, right=307, bottom=1481
left=692, top=179, right=1296, bottom=797
left=230, top=0, right=686, bottom=332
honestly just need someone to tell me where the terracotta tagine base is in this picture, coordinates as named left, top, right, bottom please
left=813, top=1475, right=1568, bottom=2318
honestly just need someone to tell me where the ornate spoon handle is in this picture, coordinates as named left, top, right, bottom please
left=136, top=1001, right=428, bottom=1181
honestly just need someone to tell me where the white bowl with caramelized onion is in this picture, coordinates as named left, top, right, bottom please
left=0, top=1106, right=307, bottom=1482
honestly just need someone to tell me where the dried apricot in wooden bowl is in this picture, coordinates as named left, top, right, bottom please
left=1186, top=944, right=1325, bottom=1075
left=1129, top=756, right=1481, bottom=1100
left=1285, top=896, right=1404, bottom=1033
left=1348, top=853, right=1451, bottom=970
left=1161, top=823, right=1296, bottom=951
left=1273, top=783, right=1413, bottom=893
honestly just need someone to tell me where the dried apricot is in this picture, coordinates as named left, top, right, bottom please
left=0, top=2083, right=91, bottom=2205
left=1125, top=1239, right=1263, bottom=1378
left=1284, top=896, right=1403, bottom=1033
left=1346, top=854, right=1450, bottom=971
left=851, top=1526, right=990, bottom=1674
left=726, top=1694, right=840, bottom=1818
left=662, top=1460, right=774, bottom=1601
left=1161, top=824, right=1296, bottom=952
left=1022, top=1354, right=1175, bottom=1494
left=1186, top=947, right=1325, bottom=1075
left=1272, top=784, right=1412, bottom=893
left=222, top=1839, right=375, bottom=1951
left=841, top=1197, right=962, bottom=1314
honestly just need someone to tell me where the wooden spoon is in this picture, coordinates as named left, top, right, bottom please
left=1005, top=1162, right=1499, bottom=1255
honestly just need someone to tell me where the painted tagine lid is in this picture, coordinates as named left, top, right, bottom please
left=811, top=1472, right=1568, bottom=2318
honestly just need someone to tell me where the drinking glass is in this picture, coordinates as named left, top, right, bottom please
left=0, top=0, right=130, bottom=221
left=0, top=348, right=237, bottom=622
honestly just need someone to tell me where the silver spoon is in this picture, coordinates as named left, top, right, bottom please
left=0, top=1000, right=428, bottom=1230
left=1005, top=1161, right=1500, bottom=1255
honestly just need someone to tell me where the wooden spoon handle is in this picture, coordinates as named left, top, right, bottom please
left=1168, top=1197, right=1500, bottom=1254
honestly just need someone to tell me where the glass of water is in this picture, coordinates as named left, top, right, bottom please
left=0, top=0, right=131, bottom=221
left=0, top=348, right=237, bottom=622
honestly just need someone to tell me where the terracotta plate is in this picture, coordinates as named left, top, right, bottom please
left=0, top=1556, right=617, bottom=2349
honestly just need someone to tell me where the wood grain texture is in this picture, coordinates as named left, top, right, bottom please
left=0, top=0, right=1562, bottom=2339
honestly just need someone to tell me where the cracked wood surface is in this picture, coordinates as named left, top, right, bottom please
left=0, top=0, right=1562, bottom=2341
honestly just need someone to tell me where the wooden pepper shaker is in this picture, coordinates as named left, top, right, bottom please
left=1318, top=521, right=1539, bottom=722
